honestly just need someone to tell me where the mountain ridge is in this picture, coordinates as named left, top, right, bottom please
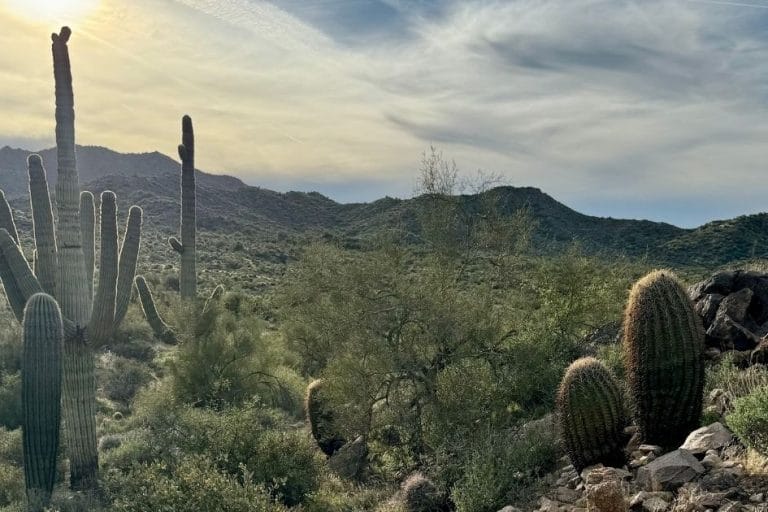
left=0, top=144, right=764, bottom=267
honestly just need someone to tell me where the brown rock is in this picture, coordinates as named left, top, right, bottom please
left=586, top=480, right=627, bottom=512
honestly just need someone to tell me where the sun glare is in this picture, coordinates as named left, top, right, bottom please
left=2, top=0, right=99, bottom=22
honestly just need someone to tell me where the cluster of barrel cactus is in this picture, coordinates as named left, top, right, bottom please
left=557, top=270, right=705, bottom=468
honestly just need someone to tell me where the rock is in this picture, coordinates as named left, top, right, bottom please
left=718, top=288, right=753, bottom=324
left=707, top=314, right=760, bottom=351
left=641, top=497, right=669, bottom=512
left=636, top=449, right=705, bottom=491
left=750, top=339, right=768, bottom=365
left=702, top=452, right=723, bottom=469
left=497, top=507, right=523, bottom=512
left=749, top=493, right=764, bottom=503
left=586, top=480, right=627, bottom=512
left=538, top=497, right=561, bottom=512
left=690, top=272, right=736, bottom=299
left=705, top=347, right=722, bottom=360
left=328, top=436, right=367, bottom=479
left=696, top=293, right=725, bottom=327
left=555, top=486, right=581, bottom=504
left=639, top=444, right=664, bottom=455
left=681, top=422, right=734, bottom=455
left=584, top=466, right=632, bottom=485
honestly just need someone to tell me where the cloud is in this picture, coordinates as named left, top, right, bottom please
left=1, top=0, right=767, bottom=227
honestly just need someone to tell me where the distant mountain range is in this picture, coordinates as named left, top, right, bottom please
left=1, top=144, right=765, bottom=268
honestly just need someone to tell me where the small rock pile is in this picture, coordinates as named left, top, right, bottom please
left=510, top=422, right=768, bottom=512
left=688, top=271, right=768, bottom=362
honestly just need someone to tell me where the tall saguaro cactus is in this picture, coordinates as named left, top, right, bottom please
left=0, top=27, right=146, bottom=490
left=22, top=293, right=63, bottom=512
left=170, top=115, right=197, bottom=299
left=623, top=270, right=705, bottom=449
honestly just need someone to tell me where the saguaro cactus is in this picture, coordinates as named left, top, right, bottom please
left=623, top=270, right=705, bottom=449
left=169, top=115, right=197, bottom=299
left=556, top=357, right=627, bottom=471
left=0, top=27, right=146, bottom=490
left=135, top=276, right=177, bottom=344
left=22, top=293, right=63, bottom=512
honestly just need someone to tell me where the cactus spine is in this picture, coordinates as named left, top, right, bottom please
left=556, top=357, right=627, bottom=471
left=623, top=270, right=705, bottom=449
left=135, top=276, right=177, bottom=344
left=22, top=293, right=63, bottom=512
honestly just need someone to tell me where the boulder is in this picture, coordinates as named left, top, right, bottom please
left=680, top=422, right=733, bottom=455
left=328, top=436, right=367, bottom=479
left=718, top=288, right=753, bottom=324
left=586, top=480, right=627, bottom=512
left=636, top=449, right=704, bottom=491
left=706, top=314, right=760, bottom=351
left=689, top=271, right=736, bottom=299
left=695, top=293, right=724, bottom=327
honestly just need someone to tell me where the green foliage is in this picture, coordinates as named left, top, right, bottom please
left=0, top=373, right=20, bottom=430
left=168, top=302, right=303, bottom=412
left=0, top=461, right=23, bottom=507
left=556, top=357, right=627, bottom=471
left=623, top=270, right=705, bottom=449
left=706, top=354, right=768, bottom=409
left=727, top=385, right=768, bottom=456
left=449, top=424, right=559, bottom=512
left=100, top=354, right=152, bottom=404
left=121, top=388, right=323, bottom=506
left=105, top=455, right=286, bottom=512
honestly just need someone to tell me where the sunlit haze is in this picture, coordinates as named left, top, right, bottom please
left=1, top=0, right=767, bottom=227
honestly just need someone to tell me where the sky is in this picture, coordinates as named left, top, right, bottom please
left=0, top=0, right=767, bottom=228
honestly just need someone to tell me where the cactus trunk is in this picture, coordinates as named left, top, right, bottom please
left=175, top=115, right=197, bottom=299
left=22, top=293, right=63, bottom=512
left=52, top=26, right=98, bottom=489
left=623, top=270, right=705, bottom=449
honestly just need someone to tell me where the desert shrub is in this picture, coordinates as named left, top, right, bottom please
left=0, top=312, right=21, bottom=373
left=168, top=302, right=303, bottom=412
left=302, top=475, right=394, bottom=512
left=707, top=354, right=768, bottom=407
left=105, top=455, right=286, bottom=512
left=450, top=425, right=559, bottom=512
left=0, top=428, right=22, bottom=466
left=0, top=461, right=23, bottom=507
left=128, top=388, right=323, bottom=506
left=0, top=373, right=21, bottom=429
left=727, top=385, right=768, bottom=456
left=101, top=354, right=153, bottom=404
left=100, top=429, right=157, bottom=471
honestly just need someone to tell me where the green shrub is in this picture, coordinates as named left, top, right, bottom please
left=0, top=373, right=21, bottom=429
left=0, top=461, right=23, bottom=507
left=0, top=428, right=22, bottom=466
left=101, top=354, right=153, bottom=404
left=105, top=455, right=286, bottom=512
left=727, top=385, right=768, bottom=456
left=450, top=425, right=559, bottom=512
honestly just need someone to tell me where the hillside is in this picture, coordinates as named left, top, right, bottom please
left=0, top=144, right=763, bottom=267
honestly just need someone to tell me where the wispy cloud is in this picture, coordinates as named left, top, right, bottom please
left=1, top=0, right=767, bottom=226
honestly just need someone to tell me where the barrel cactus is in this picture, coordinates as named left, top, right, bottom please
left=556, top=357, right=627, bottom=471
left=22, top=293, right=63, bottom=511
left=401, top=473, right=443, bottom=512
left=623, top=270, right=705, bottom=449
left=306, top=379, right=346, bottom=456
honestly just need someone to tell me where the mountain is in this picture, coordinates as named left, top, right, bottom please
left=0, top=144, right=764, bottom=268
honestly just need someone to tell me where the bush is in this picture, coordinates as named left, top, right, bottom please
left=101, top=354, right=153, bottom=404
left=105, top=455, right=286, bottom=512
left=0, top=461, right=23, bottom=507
left=0, top=373, right=21, bottom=429
left=0, top=428, right=22, bottom=466
left=727, top=385, right=768, bottom=456
left=450, top=424, right=559, bottom=512
left=127, top=389, right=323, bottom=506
